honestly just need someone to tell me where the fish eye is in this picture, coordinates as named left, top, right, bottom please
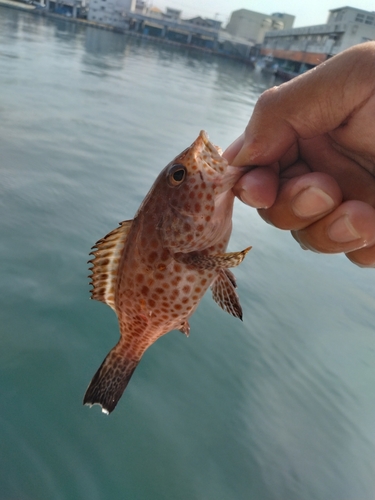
left=168, top=164, right=187, bottom=186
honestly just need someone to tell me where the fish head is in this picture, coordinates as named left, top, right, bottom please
left=151, top=131, right=246, bottom=252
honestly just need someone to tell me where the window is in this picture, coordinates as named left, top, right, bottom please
left=355, top=13, right=364, bottom=22
left=335, top=12, right=343, bottom=21
left=365, top=16, right=374, bottom=25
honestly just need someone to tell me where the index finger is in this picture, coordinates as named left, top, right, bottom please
left=231, top=42, right=375, bottom=168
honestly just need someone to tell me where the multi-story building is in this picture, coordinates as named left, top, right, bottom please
left=164, top=7, right=181, bottom=21
left=45, top=0, right=88, bottom=17
left=226, top=9, right=295, bottom=44
left=261, top=6, right=375, bottom=76
left=87, top=0, right=134, bottom=27
left=84, top=4, right=254, bottom=60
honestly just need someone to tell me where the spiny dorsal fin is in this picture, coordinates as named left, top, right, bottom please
left=211, top=269, right=243, bottom=320
left=88, top=220, right=133, bottom=310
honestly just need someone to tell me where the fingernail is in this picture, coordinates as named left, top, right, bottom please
left=292, top=187, right=335, bottom=218
left=328, top=215, right=362, bottom=243
left=236, top=190, right=257, bottom=208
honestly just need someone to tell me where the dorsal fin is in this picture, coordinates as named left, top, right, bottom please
left=88, top=220, right=133, bottom=311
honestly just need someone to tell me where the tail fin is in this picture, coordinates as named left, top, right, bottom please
left=83, top=344, right=139, bottom=414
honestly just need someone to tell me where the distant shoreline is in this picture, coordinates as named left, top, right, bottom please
left=0, top=0, right=121, bottom=30
left=0, top=1, right=255, bottom=65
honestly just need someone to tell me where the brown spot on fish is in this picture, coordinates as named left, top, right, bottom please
left=148, top=251, right=158, bottom=264
left=160, top=249, right=170, bottom=262
left=84, top=131, right=250, bottom=414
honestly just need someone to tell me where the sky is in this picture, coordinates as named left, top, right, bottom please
left=151, top=0, right=375, bottom=27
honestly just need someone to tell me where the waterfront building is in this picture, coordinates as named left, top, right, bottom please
left=45, top=0, right=88, bottom=17
left=225, top=9, right=295, bottom=44
left=164, top=7, right=181, bottom=21
left=261, top=6, right=375, bottom=77
left=126, top=10, right=220, bottom=47
left=87, top=0, right=134, bottom=27
left=82, top=3, right=254, bottom=60
left=134, top=0, right=145, bottom=14
left=124, top=11, right=253, bottom=57
left=187, top=17, right=222, bottom=31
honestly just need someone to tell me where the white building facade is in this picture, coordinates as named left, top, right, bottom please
left=88, top=0, right=134, bottom=27
left=262, top=6, right=375, bottom=68
left=226, top=9, right=295, bottom=44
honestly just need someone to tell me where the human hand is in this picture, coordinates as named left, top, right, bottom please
left=224, top=42, right=375, bottom=267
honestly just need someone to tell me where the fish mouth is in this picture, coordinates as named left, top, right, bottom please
left=199, top=130, right=222, bottom=155
left=195, top=130, right=228, bottom=174
left=196, top=130, right=250, bottom=192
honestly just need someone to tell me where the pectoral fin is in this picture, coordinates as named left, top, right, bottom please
left=88, top=220, right=133, bottom=310
left=174, top=246, right=251, bottom=270
left=222, top=269, right=237, bottom=288
left=211, top=269, right=243, bottom=320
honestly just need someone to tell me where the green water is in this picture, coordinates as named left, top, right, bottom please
left=1, top=7, right=375, bottom=499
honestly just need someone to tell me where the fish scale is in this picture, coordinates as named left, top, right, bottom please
left=84, top=130, right=251, bottom=414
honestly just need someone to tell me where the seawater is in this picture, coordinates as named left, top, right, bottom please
left=1, top=7, right=375, bottom=500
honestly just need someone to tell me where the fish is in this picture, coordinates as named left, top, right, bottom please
left=83, top=130, right=251, bottom=414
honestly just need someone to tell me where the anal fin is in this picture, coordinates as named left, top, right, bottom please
left=179, top=320, right=190, bottom=337
left=211, top=269, right=243, bottom=320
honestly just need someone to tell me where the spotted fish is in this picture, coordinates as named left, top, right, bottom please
left=84, top=131, right=251, bottom=414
